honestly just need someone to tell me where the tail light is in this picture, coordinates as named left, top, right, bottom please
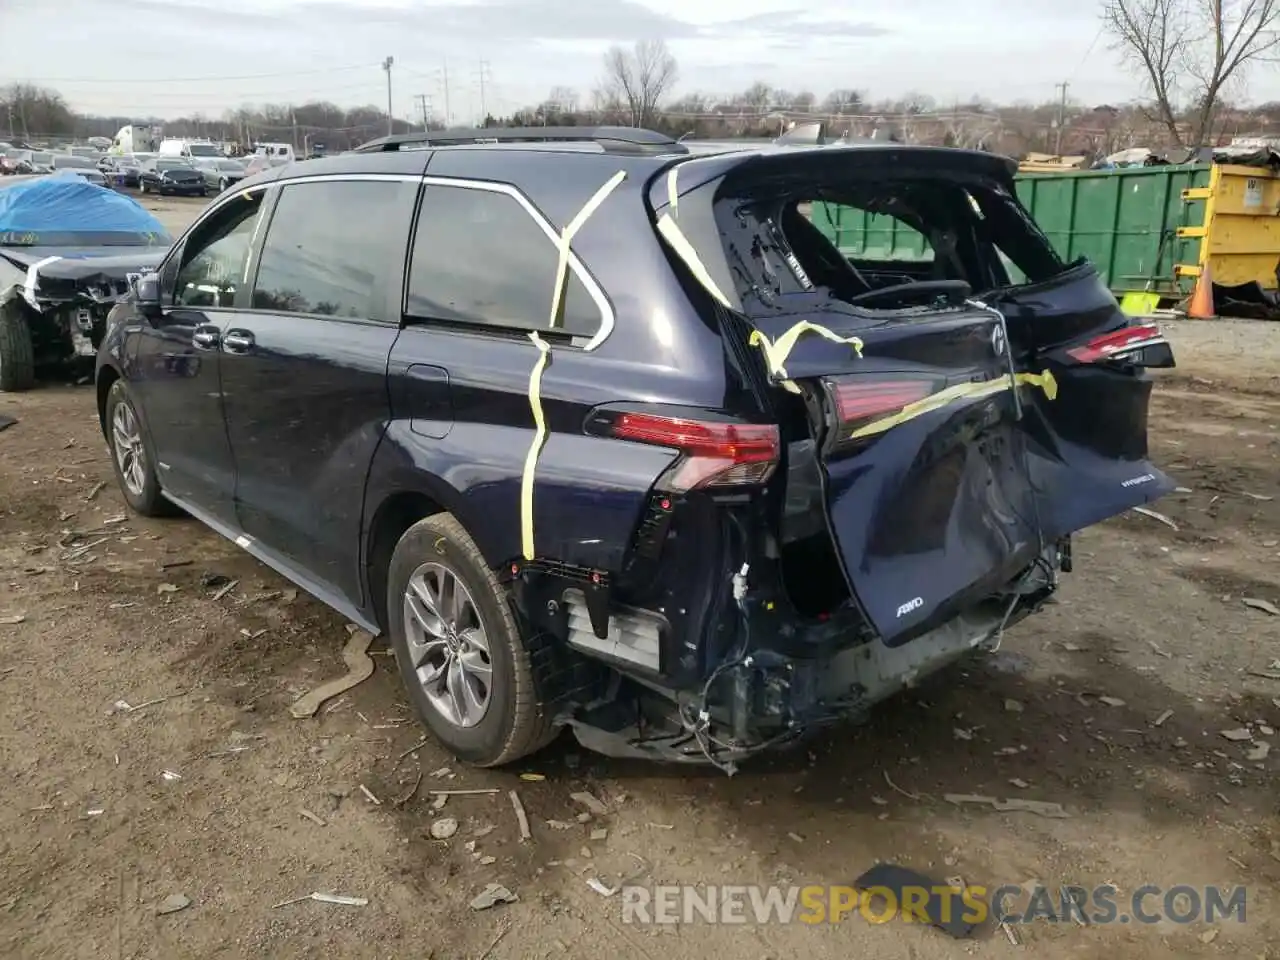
left=824, top=376, right=936, bottom=446
left=1065, top=321, right=1171, bottom=366
left=607, top=412, right=779, bottom=492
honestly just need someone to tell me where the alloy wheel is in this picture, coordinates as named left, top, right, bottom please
left=111, top=401, right=147, bottom=497
left=402, top=561, right=493, bottom=728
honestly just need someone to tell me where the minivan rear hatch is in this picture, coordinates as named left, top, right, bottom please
left=648, top=145, right=1175, bottom=645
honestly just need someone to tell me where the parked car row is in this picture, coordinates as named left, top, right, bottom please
left=0, top=138, right=250, bottom=197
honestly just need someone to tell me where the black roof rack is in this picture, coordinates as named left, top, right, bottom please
left=351, top=125, right=688, bottom=156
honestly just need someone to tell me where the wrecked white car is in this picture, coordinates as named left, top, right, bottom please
left=0, top=175, right=171, bottom=391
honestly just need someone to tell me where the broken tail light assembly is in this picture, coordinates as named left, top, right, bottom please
left=598, top=410, right=781, bottom=493
left=584, top=407, right=779, bottom=567
left=1063, top=320, right=1174, bottom=369
left=820, top=375, right=938, bottom=453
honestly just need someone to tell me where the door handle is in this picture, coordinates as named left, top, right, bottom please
left=222, top=329, right=255, bottom=353
left=192, top=326, right=220, bottom=348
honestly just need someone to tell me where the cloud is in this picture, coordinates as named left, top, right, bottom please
left=714, top=9, right=890, bottom=39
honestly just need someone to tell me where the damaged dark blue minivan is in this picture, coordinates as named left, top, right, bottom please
left=95, top=125, right=1175, bottom=772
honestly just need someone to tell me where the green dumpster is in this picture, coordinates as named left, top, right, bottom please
left=811, top=164, right=1212, bottom=300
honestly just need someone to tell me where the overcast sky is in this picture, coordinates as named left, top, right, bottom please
left=3, top=0, right=1278, bottom=123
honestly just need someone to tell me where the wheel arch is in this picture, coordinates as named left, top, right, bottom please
left=95, top=363, right=121, bottom=437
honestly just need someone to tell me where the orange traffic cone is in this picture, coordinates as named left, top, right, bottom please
left=1187, top=261, right=1215, bottom=319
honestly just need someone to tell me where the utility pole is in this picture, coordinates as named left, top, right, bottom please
left=438, top=62, right=451, bottom=127
left=476, top=59, right=491, bottom=124
left=382, top=56, right=395, bottom=136
left=1054, top=81, right=1069, bottom=155
left=413, top=93, right=431, bottom=130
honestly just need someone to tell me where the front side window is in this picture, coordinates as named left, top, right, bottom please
left=173, top=193, right=264, bottom=308
left=406, top=184, right=604, bottom=338
left=251, top=179, right=412, bottom=319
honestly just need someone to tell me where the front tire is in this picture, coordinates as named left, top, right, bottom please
left=387, top=514, right=558, bottom=766
left=138, top=180, right=148, bottom=194
left=0, top=302, right=36, bottom=392
left=104, top=379, right=172, bottom=516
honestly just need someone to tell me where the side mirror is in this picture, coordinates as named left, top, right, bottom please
left=135, top=272, right=162, bottom=316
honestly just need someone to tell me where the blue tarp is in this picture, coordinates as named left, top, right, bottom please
left=0, top=175, right=172, bottom=247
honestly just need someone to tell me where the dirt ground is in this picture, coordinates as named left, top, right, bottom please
left=1, top=195, right=1278, bottom=959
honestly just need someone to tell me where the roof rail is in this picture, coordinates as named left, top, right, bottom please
left=350, top=125, right=688, bottom=156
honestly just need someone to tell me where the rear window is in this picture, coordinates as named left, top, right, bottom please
left=681, top=155, right=1067, bottom=317
left=405, top=182, right=604, bottom=339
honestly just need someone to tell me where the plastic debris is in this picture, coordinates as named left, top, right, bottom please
left=0, top=614, right=26, bottom=625
left=519, top=773, right=545, bottom=782
left=273, top=892, right=368, bottom=908
left=1131, top=506, right=1178, bottom=530
left=430, top=817, right=459, bottom=839
left=156, top=893, right=191, bottom=915
left=1243, top=598, right=1280, bottom=616
left=470, top=883, right=517, bottom=910
left=290, top=630, right=375, bottom=719
left=1153, top=709, right=1174, bottom=727
left=160, top=770, right=182, bottom=781
left=1247, top=742, right=1271, bottom=762
left=1003, top=699, right=1024, bottom=713
left=943, top=794, right=1070, bottom=818
left=1220, top=728, right=1253, bottom=742
left=569, top=791, right=609, bottom=816
left=1098, top=696, right=1126, bottom=707
left=156, top=583, right=178, bottom=595
left=299, top=808, right=327, bottom=826
left=509, top=790, right=532, bottom=842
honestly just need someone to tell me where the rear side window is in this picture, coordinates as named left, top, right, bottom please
left=252, top=179, right=413, bottom=319
left=406, top=183, right=603, bottom=338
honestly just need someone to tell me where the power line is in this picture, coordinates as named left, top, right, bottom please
left=61, top=82, right=388, bottom=102
left=5, top=64, right=385, bottom=85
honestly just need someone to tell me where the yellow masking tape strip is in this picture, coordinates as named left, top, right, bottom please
left=749, top=322, right=865, bottom=383
left=848, top=369, right=1058, bottom=440
left=520, top=331, right=552, bottom=561
left=655, top=213, right=732, bottom=307
left=549, top=170, right=627, bottom=328
left=666, top=166, right=679, bottom=215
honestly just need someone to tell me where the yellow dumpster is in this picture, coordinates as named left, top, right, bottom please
left=1177, top=163, right=1280, bottom=289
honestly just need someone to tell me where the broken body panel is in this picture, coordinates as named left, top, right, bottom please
left=572, top=144, right=1179, bottom=765
left=1, top=246, right=167, bottom=367
left=0, top=178, right=171, bottom=387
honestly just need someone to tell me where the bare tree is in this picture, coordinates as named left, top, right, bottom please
left=1102, top=0, right=1280, bottom=146
left=600, top=40, right=678, bottom=127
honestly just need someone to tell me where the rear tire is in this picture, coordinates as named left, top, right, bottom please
left=387, top=514, right=559, bottom=767
left=0, top=302, right=36, bottom=392
left=104, top=379, right=173, bottom=517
